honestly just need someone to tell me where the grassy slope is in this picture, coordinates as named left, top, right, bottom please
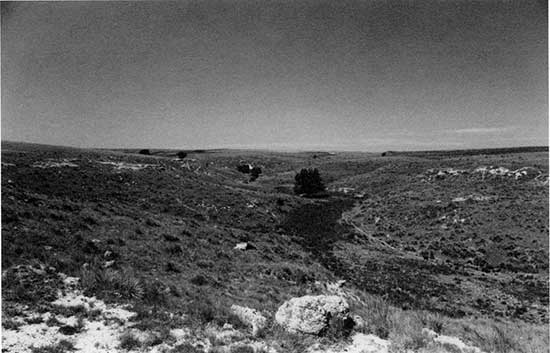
left=2, top=141, right=548, bottom=352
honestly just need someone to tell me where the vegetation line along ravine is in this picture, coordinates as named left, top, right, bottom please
left=280, top=196, right=358, bottom=273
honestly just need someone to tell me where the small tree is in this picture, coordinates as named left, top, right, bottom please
left=237, top=164, right=251, bottom=174
left=294, top=168, right=325, bottom=195
left=177, top=151, right=187, bottom=159
left=250, top=166, right=262, bottom=181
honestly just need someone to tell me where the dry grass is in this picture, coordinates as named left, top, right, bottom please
left=344, top=287, right=548, bottom=353
left=446, top=318, right=549, bottom=353
left=118, top=331, right=142, bottom=351
left=30, top=340, right=76, bottom=353
left=81, top=263, right=145, bottom=300
left=2, top=143, right=547, bottom=352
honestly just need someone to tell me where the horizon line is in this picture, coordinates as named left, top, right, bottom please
left=2, top=139, right=548, bottom=155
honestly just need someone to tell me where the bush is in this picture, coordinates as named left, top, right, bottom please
left=118, top=331, right=142, bottom=350
left=139, top=149, right=150, bottom=155
left=177, top=151, right=187, bottom=159
left=250, top=167, right=262, bottom=181
left=294, top=168, right=325, bottom=195
left=237, top=164, right=251, bottom=174
left=323, top=315, right=355, bottom=340
left=81, top=265, right=144, bottom=300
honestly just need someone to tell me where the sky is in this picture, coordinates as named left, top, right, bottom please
left=1, top=0, right=548, bottom=151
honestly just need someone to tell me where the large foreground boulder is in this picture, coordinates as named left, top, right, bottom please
left=275, top=295, right=352, bottom=335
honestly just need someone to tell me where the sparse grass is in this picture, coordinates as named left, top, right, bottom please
left=344, top=286, right=548, bottom=353
left=2, top=142, right=548, bottom=353
left=49, top=304, right=88, bottom=318
left=30, top=339, right=76, bottom=353
left=323, top=315, right=355, bottom=341
left=229, top=345, right=255, bottom=353
left=118, top=331, right=142, bottom=351
left=183, top=293, right=248, bottom=330
left=450, top=319, right=549, bottom=353
left=348, top=291, right=393, bottom=338
left=266, top=325, right=315, bottom=353
left=170, top=342, right=204, bottom=353
left=2, top=267, right=61, bottom=305
left=130, top=302, right=187, bottom=334
left=45, top=316, right=63, bottom=327
left=81, top=264, right=145, bottom=300
left=417, top=310, right=448, bottom=334
left=2, top=318, right=22, bottom=330
left=25, top=315, right=45, bottom=324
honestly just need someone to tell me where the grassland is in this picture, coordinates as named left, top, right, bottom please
left=2, top=141, right=548, bottom=352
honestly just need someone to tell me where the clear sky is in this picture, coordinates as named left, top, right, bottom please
left=1, top=0, right=547, bottom=151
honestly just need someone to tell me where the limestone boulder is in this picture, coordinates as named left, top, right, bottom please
left=275, top=295, right=351, bottom=335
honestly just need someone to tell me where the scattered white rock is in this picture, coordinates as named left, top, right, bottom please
left=308, top=333, right=389, bottom=353
left=318, top=280, right=347, bottom=295
left=452, top=194, right=491, bottom=203
left=32, top=159, right=78, bottom=168
left=234, top=242, right=250, bottom=250
left=3, top=271, right=219, bottom=353
left=474, top=166, right=542, bottom=181
left=337, top=187, right=356, bottom=194
left=422, top=328, right=485, bottom=353
left=511, top=167, right=541, bottom=180
left=3, top=289, right=136, bottom=353
left=275, top=295, right=351, bottom=335
left=429, top=168, right=467, bottom=179
left=98, top=161, right=156, bottom=171
left=3, top=322, right=60, bottom=352
left=488, top=166, right=510, bottom=176
left=230, top=304, right=267, bottom=336
left=205, top=323, right=245, bottom=343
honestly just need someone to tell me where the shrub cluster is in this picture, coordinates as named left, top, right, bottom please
left=237, top=164, right=262, bottom=181
left=294, top=168, right=325, bottom=195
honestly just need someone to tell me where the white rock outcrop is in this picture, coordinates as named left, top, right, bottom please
left=275, top=295, right=351, bottom=335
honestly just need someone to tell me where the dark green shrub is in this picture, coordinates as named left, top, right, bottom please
left=139, top=149, right=150, bottom=155
left=250, top=167, right=262, bottom=181
left=177, top=151, right=187, bottom=159
left=294, top=168, right=325, bottom=195
left=237, top=164, right=251, bottom=173
left=323, top=315, right=355, bottom=340
left=119, top=332, right=141, bottom=350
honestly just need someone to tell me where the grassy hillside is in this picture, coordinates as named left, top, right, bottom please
left=2, top=141, right=548, bottom=352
